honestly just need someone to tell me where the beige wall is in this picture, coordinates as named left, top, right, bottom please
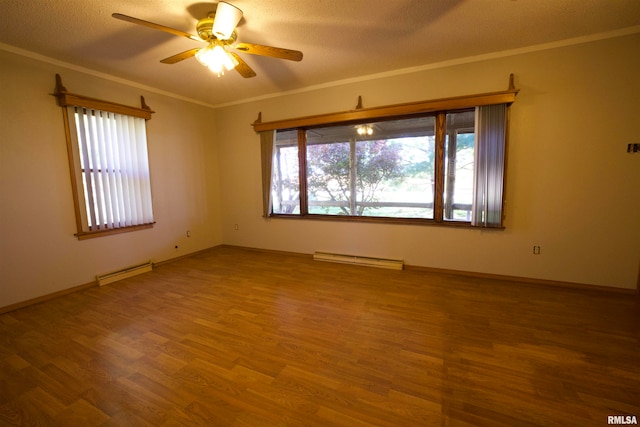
left=1, top=33, right=638, bottom=310
left=0, top=50, right=223, bottom=308
left=216, top=34, right=640, bottom=289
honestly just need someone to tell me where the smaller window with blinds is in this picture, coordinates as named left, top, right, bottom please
left=54, top=74, right=155, bottom=239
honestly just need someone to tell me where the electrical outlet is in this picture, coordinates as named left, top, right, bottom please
left=533, top=245, right=541, bottom=255
left=186, top=230, right=191, bottom=237
left=234, top=224, right=239, bottom=231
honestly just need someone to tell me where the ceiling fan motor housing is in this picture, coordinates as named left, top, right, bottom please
left=196, top=14, right=237, bottom=44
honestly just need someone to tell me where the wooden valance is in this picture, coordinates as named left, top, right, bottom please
left=253, top=74, right=518, bottom=132
left=52, top=74, right=154, bottom=120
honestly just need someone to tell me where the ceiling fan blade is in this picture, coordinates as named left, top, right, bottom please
left=112, top=13, right=201, bottom=42
left=160, top=48, right=201, bottom=64
left=229, top=53, right=256, bottom=78
left=234, top=43, right=303, bottom=62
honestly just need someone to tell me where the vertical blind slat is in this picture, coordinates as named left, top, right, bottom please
left=96, top=110, right=114, bottom=228
left=120, top=114, right=133, bottom=226
left=87, top=111, right=100, bottom=228
left=112, top=116, right=126, bottom=227
left=129, top=115, right=143, bottom=224
left=135, top=118, right=153, bottom=223
left=104, top=113, right=118, bottom=227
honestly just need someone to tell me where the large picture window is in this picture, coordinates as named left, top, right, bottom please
left=256, top=76, right=517, bottom=228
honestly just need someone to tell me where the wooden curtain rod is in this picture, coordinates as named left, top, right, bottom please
left=52, top=74, right=155, bottom=120
left=253, top=74, right=518, bottom=132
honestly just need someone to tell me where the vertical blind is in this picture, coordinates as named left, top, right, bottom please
left=70, top=106, right=154, bottom=231
left=472, top=103, right=507, bottom=227
left=260, top=130, right=275, bottom=217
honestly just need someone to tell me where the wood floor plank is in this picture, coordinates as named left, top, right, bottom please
left=54, top=398, right=110, bottom=426
left=0, top=245, right=638, bottom=425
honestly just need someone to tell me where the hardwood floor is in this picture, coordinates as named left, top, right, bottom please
left=1, top=245, right=638, bottom=426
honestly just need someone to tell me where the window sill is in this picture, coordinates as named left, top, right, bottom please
left=267, top=214, right=504, bottom=229
left=75, top=223, right=154, bottom=240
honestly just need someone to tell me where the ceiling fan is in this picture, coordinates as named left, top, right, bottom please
left=112, top=2, right=303, bottom=78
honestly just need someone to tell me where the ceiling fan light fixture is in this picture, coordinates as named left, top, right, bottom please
left=196, top=43, right=237, bottom=77
left=356, top=124, right=374, bottom=136
left=212, top=2, right=243, bottom=40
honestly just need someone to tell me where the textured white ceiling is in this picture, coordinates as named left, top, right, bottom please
left=1, top=0, right=639, bottom=106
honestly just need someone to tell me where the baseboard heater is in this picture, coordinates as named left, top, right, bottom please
left=313, top=252, right=404, bottom=270
left=96, top=261, right=153, bottom=286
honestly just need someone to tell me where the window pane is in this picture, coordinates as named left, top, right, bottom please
left=305, top=116, right=435, bottom=218
left=306, top=140, right=351, bottom=215
left=272, top=130, right=300, bottom=214
left=444, top=110, right=475, bottom=221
